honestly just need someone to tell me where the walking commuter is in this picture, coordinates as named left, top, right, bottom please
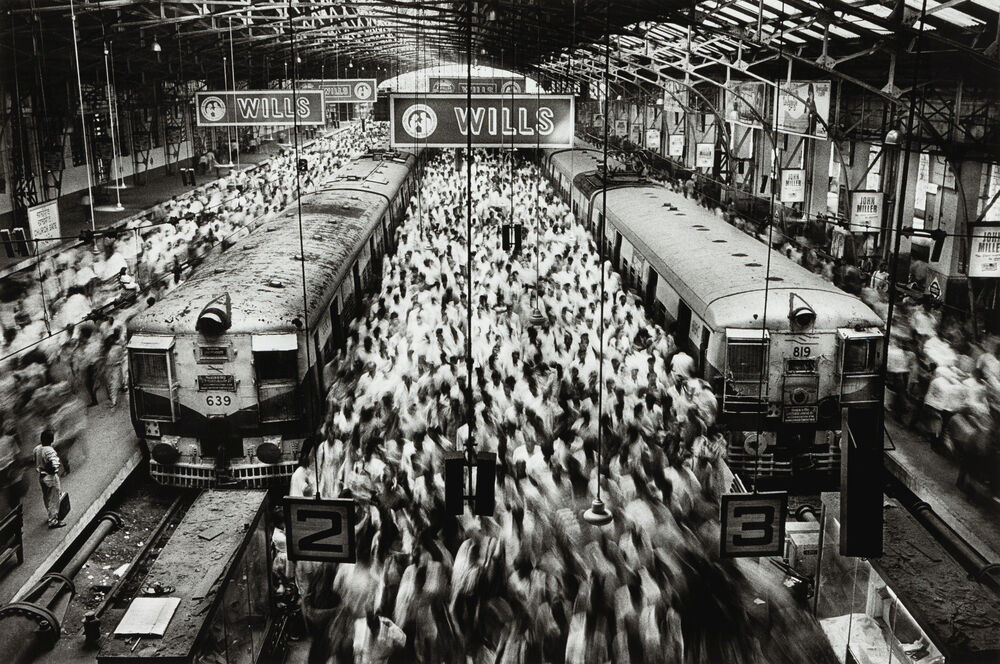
left=34, top=429, right=65, bottom=528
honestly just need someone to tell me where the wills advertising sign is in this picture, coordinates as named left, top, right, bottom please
left=297, top=79, right=377, bottom=103
left=429, top=77, right=525, bottom=94
left=389, top=94, right=574, bottom=148
left=195, top=90, right=325, bottom=126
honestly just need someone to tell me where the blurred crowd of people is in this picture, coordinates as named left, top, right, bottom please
left=0, top=120, right=388, bottom=507
left=286, top=151, right=837, bottom=663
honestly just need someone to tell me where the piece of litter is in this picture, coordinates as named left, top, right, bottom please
left=113, top=563, right=130, bottom=578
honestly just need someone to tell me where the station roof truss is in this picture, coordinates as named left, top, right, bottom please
left=2, top=0, right=998, bottom=153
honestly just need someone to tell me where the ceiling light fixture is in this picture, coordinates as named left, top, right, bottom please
left=151, top=38, right=162, bottom=53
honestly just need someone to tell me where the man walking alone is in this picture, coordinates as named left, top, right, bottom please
left=34, top=430, right=65, bottom=529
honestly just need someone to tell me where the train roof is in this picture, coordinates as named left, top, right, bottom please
left=546, top=143, right=623, bottom=182
left=601, top=185, right=883, bottom=332
left=129, top=153, right=414, bottom=336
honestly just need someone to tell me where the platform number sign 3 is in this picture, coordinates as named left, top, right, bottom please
left=284, top=497, right=357, bottom=563
left=720, top=491, right=788, bottom=558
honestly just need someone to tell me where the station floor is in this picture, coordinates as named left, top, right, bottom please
left=884, top=415, right=1000, bottom=560
left=0, top=400, right=139, bottom=604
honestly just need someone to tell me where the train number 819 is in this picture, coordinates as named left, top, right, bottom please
left=206, top=395, right=232, bottom=407
left=792, top=346, right=812, bottom=358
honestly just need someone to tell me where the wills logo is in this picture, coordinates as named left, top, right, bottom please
left=200, top=96, right=227, bottom=122
left=401, top=104, right=437, bottom=139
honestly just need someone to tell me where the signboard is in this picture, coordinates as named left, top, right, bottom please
left=429, top=77, right=525, bottom=94
left=614, top=119, right=627, bottom=138
left=927, top=278, right=942, bottom=299
left=849, top=191, right=883, bottom=233
left=645, top=128, right=661, bottom=150
left=630, top=124, right=642, bottom=145
left=389, top=94, right=574, bottom=148
left=721, top=491, right=788, bottom=558
left=27, top=200, right=61, bottom=253
left=195, top=90, right=325, bottom=126
left=298, top=79, right=377, bottom=103
left=696, top=142, right=714, bottom=168
left=969, top=226, right=1000, bottom=277
left=726, top=81, right=767, bottom=129
left=285, top=497, right=357, bottom=563
left=662, top=80, right=687, bottom=112
left=668, top=134, right=685, bottom=157
left=197, top=374, right=236, bottom=392
left=780, top=168, right=806, bottom=203
left=776, top=80, right=832, bottom=139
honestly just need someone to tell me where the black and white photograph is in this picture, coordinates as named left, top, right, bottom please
left=0, top=1, right=998, bottom=663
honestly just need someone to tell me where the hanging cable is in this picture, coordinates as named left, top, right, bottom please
left=583, top=3, right=613, bottom=527
left=100, top=43, right=124, bottom=211
left=464, top=0, right=475, bottom=461
left=229, top=16, right=242, bottom=169
left=68, top=0, right=96, bottom=230
left=288, top=0, right=316, bottom=484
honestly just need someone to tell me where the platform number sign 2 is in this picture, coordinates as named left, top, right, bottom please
left=720, top=491, right=788, bottom=558
left=284, top=497, right=357, bottom=563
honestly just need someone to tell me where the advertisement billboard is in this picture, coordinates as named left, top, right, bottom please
left=297, top=79, right=377, bottom=103
left=969, top=226, right=1000, bottom=278
left=726, top=81, right=767, bottom=129
left=780, top=169, right=806, bottom=203
left=775, top=80, right=832, bottom=139
left=849, top=191, right=883, bottom=233
left=389, top=94, right=574, bottom=148
left=668, top=134, right=685, bottom=157
left=696, top=143, right=714, bottom=168
left=195, top=90, right=325, bottom=126
left=428, top=77, right=525, bottom=94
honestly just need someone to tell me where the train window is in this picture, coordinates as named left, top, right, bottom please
left=843, top=339, right=878, bottom=374
left=254, top=351, right=297, bottom=383
left=727, top=342, right=765, bottom=381
left=254, top=350, right=299, bottom=423
left=130, top=350, right=172, bottom=389
left=786, top=359, right=817, bottom=374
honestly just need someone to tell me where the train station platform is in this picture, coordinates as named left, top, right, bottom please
left=884, top=417, right=1000, bottom=561
left=0, top=402, right=139, bottom=605
left=1, top=124, right=351, bottom=280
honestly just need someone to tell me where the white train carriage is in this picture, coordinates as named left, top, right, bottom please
left=126, top=150, right=420, bottom=487
left=543, top=145, right=884, bottom=484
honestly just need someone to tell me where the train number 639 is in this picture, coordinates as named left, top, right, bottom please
left=792, top=346, right=812, bottom=357
left=205, top=395, right=232, bottom=407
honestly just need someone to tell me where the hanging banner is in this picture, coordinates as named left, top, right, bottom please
left=696, top=143, right=714, bottom=168
left=849, top=191, right=883, bottom=233
left=645, top=128, right=661, bottom=150
left=389, top=94, right=574, bottom=148
left=775, top=80, right=832, bottom=139
left=969, top=226, right=1000, bottom=278
left=429, top=77, right=525, bottom=94
left=663, top=80, right=687, bottom=112
left=297, top=79, right=377, bottom=103
left=195, top=90, right=325, bottom=126
left=780, top=168, right=806, bottom=203
left=630, top=124, right=642, bottom=145
left=726, top=81, right=767, bottom=129
left=668, top=134, right=685, bottom=157
left=27, top=200, right=61, bottom=253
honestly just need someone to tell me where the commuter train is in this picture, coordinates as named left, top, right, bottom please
left=542, top=143, right=885, bottom=487
left=126, top=149, right=421, bottom=487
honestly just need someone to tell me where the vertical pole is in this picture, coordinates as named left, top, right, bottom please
left=69, top=0, right=96, bottom=230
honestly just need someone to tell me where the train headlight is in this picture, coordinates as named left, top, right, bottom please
left=152, top=442, right=180, bottom=465
left=790, top=388, right=809, bottom=405
left=788, top=293, right=816, bottom=329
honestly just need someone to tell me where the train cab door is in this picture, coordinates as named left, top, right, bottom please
left=699, top=327, right=711, bottom=378
left=329, top=299, right=343, bottom=351
left=352, top=263, right=362, bottom=314
left=644, top=269, right=659, bottom=319
left=676, top=301, right=692, bottom=352
left=612, top=233, right=622, bottom=270
left=313, top=331, right=325, bottom=395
